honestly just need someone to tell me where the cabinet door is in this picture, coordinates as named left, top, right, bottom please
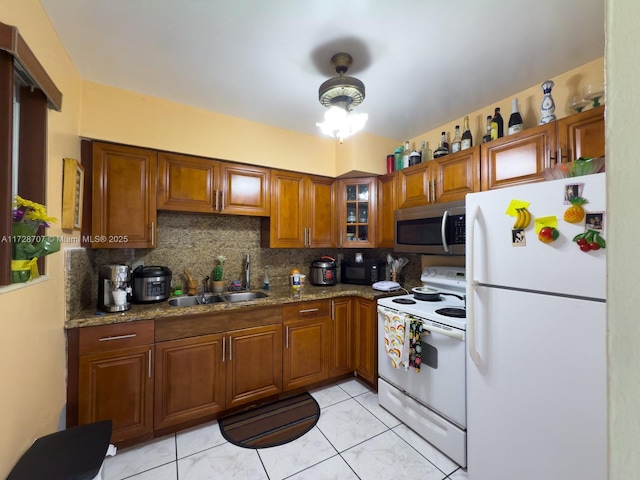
left=219, top=162, right=271, bottom=216
left=397, top=162, right=430, bottom=208
left=263, top=170, right=306, bottom=248
left=157, top=152, right=218, bottom=213
left=353, top=298, right=376, bottom=385
left=556, top=106, right=605, bottom=162
left=226, top=324, right=283, bottom=409
left=338, top=178, right=376, bottom=248
left=91, top=142, right=157, bottom=248
left=481, top=123, right=556, bottom=190
left=283, top=301, right=331, bottom=390
left=432, top=146, right=480, bottom=203
left=376, top=172, right=397, bottom=249
left=330, top=298, right=353, bottom=378
left=154, top=334, right=225, bottom=430
left=307, top=175, right=337, bottom=248
left=79, top=345, right=154, bottom=444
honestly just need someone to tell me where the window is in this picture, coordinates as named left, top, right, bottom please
left=0, top=22, right=62, bottom=285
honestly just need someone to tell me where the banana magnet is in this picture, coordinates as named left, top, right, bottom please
left=506, top=200, right=532, bottom=229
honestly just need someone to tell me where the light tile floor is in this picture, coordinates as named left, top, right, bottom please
left=102, top=379, right=468, bottom=480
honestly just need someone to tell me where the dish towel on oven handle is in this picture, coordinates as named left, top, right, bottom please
left=378, top=306, right=425, bottom=372
left=407, top=315, right=425, bottom=372
left=379, top=306, right=410, bottom=369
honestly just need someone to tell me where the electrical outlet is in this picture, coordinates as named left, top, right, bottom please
left=337, top=253, right=344, bottom=263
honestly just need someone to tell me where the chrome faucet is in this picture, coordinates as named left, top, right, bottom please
left=200, top=275, right=210, bottom=304
left=244, top=254, right=251, bottom=290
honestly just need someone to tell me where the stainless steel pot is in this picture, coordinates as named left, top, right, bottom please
left=310, top=256, right=337, bottom=286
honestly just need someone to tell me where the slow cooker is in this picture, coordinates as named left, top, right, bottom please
left=310, top=256, right=337, bottom=286
left=131, top=265, right=172, bottom=303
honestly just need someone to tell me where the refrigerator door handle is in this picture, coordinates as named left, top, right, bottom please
left=466, top=203, right=482, bottom=366
left=441, top=209, right=449, bottom=253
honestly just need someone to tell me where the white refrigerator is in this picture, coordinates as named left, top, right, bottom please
left=465, top=172, right=606, bottom=480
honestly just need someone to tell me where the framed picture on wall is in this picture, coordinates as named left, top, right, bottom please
left=62, top=157, right=84, bottom=230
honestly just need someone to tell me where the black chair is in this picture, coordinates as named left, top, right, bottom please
left=7, top=420, right=113, bottom=480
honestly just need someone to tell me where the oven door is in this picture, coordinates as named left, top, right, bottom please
left=377, top=307, right=466, bottom=428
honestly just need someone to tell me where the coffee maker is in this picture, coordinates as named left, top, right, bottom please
left=98, top=264, right=132, bottom=312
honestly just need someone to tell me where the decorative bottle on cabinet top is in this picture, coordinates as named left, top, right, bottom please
left=508, top=98, right=524, bottom=135
left=451, top=125, right=462, bottom=153
left=433, top=132, right=449, bottom=158
left=490, top=108, right=504, bottom=140
left=461, top=116, right=473, bottom=150
left=482, top=115, right=492, bottom=143
left=539, top=80, right=557, bottom=125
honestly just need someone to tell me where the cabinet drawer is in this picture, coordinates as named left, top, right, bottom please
left=79, top=320, right=154, bottom=355
left=283, top=300, right=331, bottom=321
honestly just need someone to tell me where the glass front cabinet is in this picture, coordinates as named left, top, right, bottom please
left=338, top=178, right=376, bottom=248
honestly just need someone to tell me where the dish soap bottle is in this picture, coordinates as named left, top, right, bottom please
left=263, top=265, right=270, bottom=291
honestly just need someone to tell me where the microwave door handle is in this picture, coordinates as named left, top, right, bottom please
left=441, top=210, right=449, bottom=253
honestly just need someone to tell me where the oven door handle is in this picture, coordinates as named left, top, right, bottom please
left=378, top=306, right=464, bottom=341
left=424, top=324, right=464, bottom=340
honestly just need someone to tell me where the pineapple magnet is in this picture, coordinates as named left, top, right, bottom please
left=564, top=196, right=588, bottom=223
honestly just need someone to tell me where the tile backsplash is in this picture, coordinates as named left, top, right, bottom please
left=65, top=212, right=422, bottom=319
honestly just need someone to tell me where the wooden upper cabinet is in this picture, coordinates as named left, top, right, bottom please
left=397, top=147, right=479, bottom=207
left=556, top=105, right=605, bottom=162
left=481, top=123, right=556, bottom=190
left=90, top=142, right=157, bottom=248
left=337, top=177, right=376, bottom=248
left=307, top=175, right=337, bottom=248
left=376, top=172, right=397, bottom=249
left=219, top=162, right=270, bottom=216
left=157, top=153, right=270, bottom=216
left=261, top=169, right=336, bottom=248
left=432, top=146, right=480, bottom=203
left=397, top=162, right=430, bottom=208
left=157, top=152, right=218, bottom=213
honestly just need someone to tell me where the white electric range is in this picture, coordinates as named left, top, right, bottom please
left=377, top=266, right=467, bottom=467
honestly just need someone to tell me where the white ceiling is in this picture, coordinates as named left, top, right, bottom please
left=39, top=0, right=604, bottom=142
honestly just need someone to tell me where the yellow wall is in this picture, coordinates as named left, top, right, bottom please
left=0, top=0, right=82, bottom=475
left=410, top=57, right=605, bottom=158
left=80, top=81, right=342, bottom=177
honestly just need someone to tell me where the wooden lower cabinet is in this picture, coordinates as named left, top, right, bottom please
left=353, top=298, right=377, bottom=384
left=225, top=324, right=283, bottom=409
left=77, top=321, right=155, bottom=445
left=71, top=296, right=380, bottom=447
left=154, top=334, right=225, bottom=430
left=283, top=300, right=332, bottom=391
left=330, top=298, right=353, bottom=377
left=155, top=324, right=282, bottom=429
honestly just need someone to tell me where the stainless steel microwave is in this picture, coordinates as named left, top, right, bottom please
left=394, top=200, right=466, bottom=255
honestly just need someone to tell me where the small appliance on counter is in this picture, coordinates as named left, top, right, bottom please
left=341, top=259, right=385, bottom=285
left=309, top=256, right=337, bottom=286
left=98, top=264, right=132, bottom=313
left=131, top=265, right=172, bottom=303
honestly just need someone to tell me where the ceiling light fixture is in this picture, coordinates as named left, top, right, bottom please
left=316, top=53, right=368, bottom=142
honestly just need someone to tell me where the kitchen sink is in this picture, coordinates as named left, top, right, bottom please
left=168, top=291, right=268, bottom=307
left=223, top=291, right=269, bottom=302
left=168, top=294, right=223, bottom=307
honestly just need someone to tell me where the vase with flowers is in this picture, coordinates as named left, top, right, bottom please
left=211, top=255, right=227, bottom=293
left=11, top=195, right=60, bottom=283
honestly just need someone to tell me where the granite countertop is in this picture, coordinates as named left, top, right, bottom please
left=67, top=283, right=412, bottom=329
